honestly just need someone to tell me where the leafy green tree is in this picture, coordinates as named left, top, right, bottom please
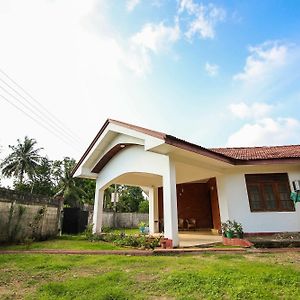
left=116, top=186, right=145, bottom=212
left=54, top=157, right=87, bottom=208
left=0, top=137, right=97, bottom=206
left=75, top=178, right=96, bottom=205
left=30, top=157, right=55, bottom=196
left=13, top=157, right=55, bottom=196
left=138, top=200, right=149, bottom=213
left=0, top=136, right=42, bottom=185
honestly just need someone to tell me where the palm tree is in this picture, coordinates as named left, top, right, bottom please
left=54, top=157, right=86, bottom=207
left=0, top=136, right=42, bottom=184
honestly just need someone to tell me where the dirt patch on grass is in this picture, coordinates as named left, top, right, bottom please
left=0, top=277, right=37, bottom=300
left=244, top=252, right=300, bottom=269
left=248, top=233, right=300, bottom=248
left=135, top=272, right=160, bottom=283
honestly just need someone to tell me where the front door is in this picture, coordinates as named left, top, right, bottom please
left=177, top=183, right=213, bottom=229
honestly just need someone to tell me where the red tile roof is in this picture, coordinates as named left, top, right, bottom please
left=211, top=145, right=300, bottom=161
left=72, top=119, right=300, bottom=176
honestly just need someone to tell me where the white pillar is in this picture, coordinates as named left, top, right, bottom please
left=163, top=157, right=179, bottom=247
left=149, top=187, right=159, bottom=234
left=215, top=176, right=230, bottom=222
left=93, top=187, right=104, bottom=234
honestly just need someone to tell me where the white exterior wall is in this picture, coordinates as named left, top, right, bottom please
left=217, top=165, right=300, bottom=233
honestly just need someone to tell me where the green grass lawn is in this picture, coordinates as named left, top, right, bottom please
left=0, top=252, right=299, bottom=299
left=1, top=229, right=141, bottom=251
left=0, top=235, right=123, bottom=251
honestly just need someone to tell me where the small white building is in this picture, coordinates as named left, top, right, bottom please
left=73, top=119, right=300, bottom=247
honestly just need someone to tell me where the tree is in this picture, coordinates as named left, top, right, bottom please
left=54, top=157, right=87, bottom=208
left=32, top=157, right=55, bottom=195
left=14, top=157, right=55, bottom=196
left=138, top=200, right=149, bottom=213
left=0, top=136, right=42, bottom=185
left=75, top=178, right=96, bottom=205
left=103, top=185, right=115, bottom=211
left=116, top=186, right=145, bottom=212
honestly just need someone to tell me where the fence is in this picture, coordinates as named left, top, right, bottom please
left=101, top=212, right=149, bottom=228
left=0, top=188, right=61, bottom=243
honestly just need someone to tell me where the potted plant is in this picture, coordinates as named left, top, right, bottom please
left=221, top=220, right=234, bottom=238
left=233, top=221, right=244, bottom=239
left=222, top=220, right=251, bottom=247
left=138, top=221, right=149, bottom=234
left=221, top=222, right=228, bottom=237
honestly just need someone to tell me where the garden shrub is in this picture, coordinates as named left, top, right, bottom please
left=87, top=231, right=161, bottom=249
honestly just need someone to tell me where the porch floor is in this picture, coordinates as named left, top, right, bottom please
left=179, top=231, right=222, bottom=248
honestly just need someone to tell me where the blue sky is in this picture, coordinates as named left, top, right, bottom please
left=0, top=0, right=300, bottom=166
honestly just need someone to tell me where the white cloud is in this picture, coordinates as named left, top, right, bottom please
left=229, top=102, right=273, bottom=119
left=178, top=1, right=225, bottom=39
left=126, top=0, right=140, bottom=12
left=178, top=0, right=198, bottom=14
left=131, top=21, right=180, bottom=54
left=127, top=20, right=180, bottom=75
left=205, top=62, right=219, bottom=77
left=226, top=118, right=300, bottom=147
left=0, top=0, right=168, bottom=161
left=234, top=41, right=288, bottom=82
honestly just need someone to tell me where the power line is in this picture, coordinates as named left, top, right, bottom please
left=0, top=93, right=82, bottom=152
left=0, top=82, right=81, bottom=148
left=0, top=68, right=82, bottom=144
left=0, top=76, right=81, bottom=146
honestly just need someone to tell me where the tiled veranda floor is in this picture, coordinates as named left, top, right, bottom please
left=178, top=230, right=222, bottom=247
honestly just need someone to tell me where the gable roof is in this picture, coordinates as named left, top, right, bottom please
left=211, top=145, right=300, bottom=160
left=72, top=119, right=300, bottom=176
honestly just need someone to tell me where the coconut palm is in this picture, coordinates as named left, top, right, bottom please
left=0, top=136, right=42, bottom=184
left=54, top=157, right=87, bottom=207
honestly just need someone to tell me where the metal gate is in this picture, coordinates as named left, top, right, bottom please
left=62, top=208, right=88, bottom=234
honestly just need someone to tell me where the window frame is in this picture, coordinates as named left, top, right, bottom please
left=245, top=173, right=295, bottom=212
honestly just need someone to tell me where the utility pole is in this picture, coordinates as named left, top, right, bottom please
left=113, top=184, right=118, bottom=228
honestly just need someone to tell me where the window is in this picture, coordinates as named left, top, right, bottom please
left=245, top=173, right=295, bottom=212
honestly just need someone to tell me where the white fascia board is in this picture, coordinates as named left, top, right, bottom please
left=73, top=166, right=98, bottom=179
left=78, top=126, right=112, bottom=172
left=144, top=136, right=165, bottom=151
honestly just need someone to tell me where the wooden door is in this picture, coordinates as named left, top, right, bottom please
left=207, top=178, right=221, bottom=231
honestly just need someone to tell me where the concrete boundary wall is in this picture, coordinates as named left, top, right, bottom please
left=0, top=188, right=60, bottom=243
left=101, top=212, right=149, bottom=228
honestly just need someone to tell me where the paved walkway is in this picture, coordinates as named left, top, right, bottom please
left=0, top=248, right=299, bottom=256
left=0, top=249, right=152, bottom=256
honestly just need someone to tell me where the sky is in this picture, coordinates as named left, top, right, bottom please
left=1, top=0, right=300, bottom=170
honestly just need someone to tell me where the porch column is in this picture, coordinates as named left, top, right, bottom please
left=149, top=187, right=159, bottom=234
left=163, top=157, right=179, bottom=247
left=93, top=187, right=104, bottom=234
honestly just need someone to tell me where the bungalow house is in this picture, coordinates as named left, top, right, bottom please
left=73, top=119, right=300, bottom=247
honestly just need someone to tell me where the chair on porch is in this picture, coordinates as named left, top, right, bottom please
left=178, top=218, right=185, bottom=230
left=186, top=218, right=196, bottom=230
